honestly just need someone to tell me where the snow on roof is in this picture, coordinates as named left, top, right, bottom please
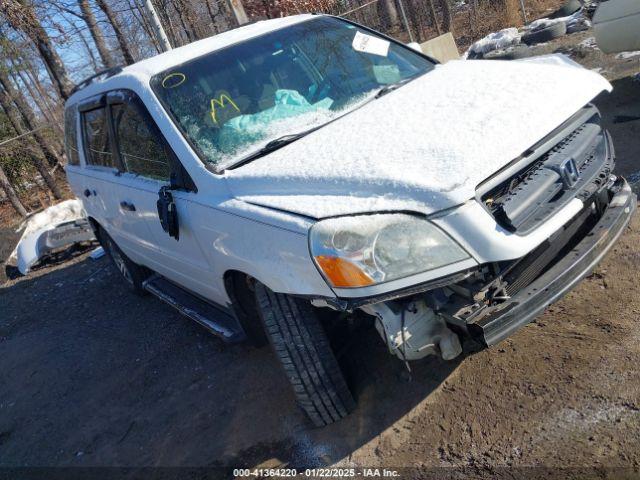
left=68, top=14, right=315, bottom=104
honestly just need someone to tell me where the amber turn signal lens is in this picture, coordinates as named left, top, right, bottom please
left=314, top=255, right=374, bottom=288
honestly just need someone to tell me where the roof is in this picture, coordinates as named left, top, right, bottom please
left=68, top=14, right=316, bottom=104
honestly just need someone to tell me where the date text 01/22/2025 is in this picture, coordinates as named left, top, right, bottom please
left=233, top=468, right=401, bottom=477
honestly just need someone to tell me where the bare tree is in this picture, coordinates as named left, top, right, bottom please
left=0, top=68, right=63, bottom=168
left=0, top=87, right=62, bottom=199
left=441, top=0, right=453, bottom=34
left=78, top=0, right=116, bottom=68
left=378, top=0, right=400, bottom=31
left=0, top=0, right=74, bottom=100
left=96, top=0, right=135, bottom=64
left=0, top=161, right=27, bottom=216
left=427, top=0, right=442, bottom=35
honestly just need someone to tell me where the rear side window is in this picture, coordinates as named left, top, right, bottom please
left=111, top=100, right=171, bottom=181
left=64, top=105, right=80, bottom=166
left=82, top=107, right=117, bottom=168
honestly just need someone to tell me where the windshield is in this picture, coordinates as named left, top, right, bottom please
left=151, top=17, right=435, bottom=170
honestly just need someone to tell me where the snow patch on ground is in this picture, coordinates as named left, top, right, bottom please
left=464, top=28, right=520, bottom=58
left=579, top=37, right=598, bottom=49
left=527, top=9, right=586, bottom=32
left=616, top=51, right=640, bottom=60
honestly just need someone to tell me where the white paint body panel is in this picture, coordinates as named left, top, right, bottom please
left=65, top=15, right=611, bottom=304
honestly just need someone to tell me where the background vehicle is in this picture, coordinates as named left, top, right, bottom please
left=593, top=0, right=640, bottom=53
left=65, top=14, right=635, bottom=426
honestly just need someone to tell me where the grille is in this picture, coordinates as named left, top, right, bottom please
left=481, top=111, right=613, bottom=234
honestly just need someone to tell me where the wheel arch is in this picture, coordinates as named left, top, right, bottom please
left=223, top=269, right=268, bottom=346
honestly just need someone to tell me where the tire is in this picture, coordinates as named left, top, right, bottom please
left=566, top=17, right=590, bottom=34
left=549, top=0, right=581, bottom=19
left=522, top=22, right=567, bottom=46
left=100, top=230, right=149, bottom=296
left=483, top=45, right=533, bottom=60
left=254, top=283, right=356, bottom=426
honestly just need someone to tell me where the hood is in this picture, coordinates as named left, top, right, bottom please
left=225, top=56, right=611, bottom=219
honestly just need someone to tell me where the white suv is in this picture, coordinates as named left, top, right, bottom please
left=64, top=14, right=636, bottom=426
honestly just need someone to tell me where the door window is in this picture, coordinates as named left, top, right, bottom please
left=82, top=107, right=117, bottom=168
left=111, top=100, right=171, bottom=181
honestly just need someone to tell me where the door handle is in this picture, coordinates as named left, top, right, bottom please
left=120, top=201, right=136, bottom=212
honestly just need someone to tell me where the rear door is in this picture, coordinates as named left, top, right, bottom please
left=106, top=90, right=221, bottom=300
left=77, top=96, right=125, bottom=239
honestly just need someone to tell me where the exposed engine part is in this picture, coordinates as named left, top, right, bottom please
left=361, top=300, right=462, bottom=361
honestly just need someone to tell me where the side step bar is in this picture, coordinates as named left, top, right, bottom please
left=143, top=275, right=246, bottom=343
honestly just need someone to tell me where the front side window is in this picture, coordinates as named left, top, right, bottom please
left=111, top=99, right=171, bottom=181
left=64, top=105, right=80, bottom=166
left=82, top=107, right=117, bottom=168
left=151, top=16, right=434, bottom=170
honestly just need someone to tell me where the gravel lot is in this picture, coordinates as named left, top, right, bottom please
left=1, top=28, right=639, bottom=479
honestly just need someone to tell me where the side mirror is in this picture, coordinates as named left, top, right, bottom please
left=407, top=42, right=422, bottom=53
left=157, top=185, right=179, bottom=241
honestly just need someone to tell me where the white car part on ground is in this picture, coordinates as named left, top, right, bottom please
left=361, top=300, right=462, bottom=361
left=7, top=199, right=94, bottom=275
left=593, top=0, right=640, bottom=53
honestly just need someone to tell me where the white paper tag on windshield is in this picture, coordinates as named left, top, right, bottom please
left=352, top=31, right=390, bottom=57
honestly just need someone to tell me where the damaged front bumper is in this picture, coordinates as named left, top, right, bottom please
left=318, top=178, right=636, bottom=361
left=468, top=178, right=636, bottom=346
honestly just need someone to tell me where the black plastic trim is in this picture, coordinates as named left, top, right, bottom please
left=469, top=179, right=636, bottom=346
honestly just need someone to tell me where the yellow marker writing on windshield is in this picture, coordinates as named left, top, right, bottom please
left=162, top=72, right=186, bottom=89
left=210, top=94, right=240, bottom=125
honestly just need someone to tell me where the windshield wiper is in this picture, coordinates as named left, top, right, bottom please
left=222, top=131, right=311, bottom=171
left=374, top=77, right=416, bottom=99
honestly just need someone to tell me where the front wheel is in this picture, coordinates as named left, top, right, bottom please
left=254, top=283, right=356, bottom=426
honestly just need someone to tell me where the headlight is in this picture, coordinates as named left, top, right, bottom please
left=310, top=213, right=470, bottom=288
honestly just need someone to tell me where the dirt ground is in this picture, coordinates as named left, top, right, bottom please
left=1, top=27, right=640, bottom=480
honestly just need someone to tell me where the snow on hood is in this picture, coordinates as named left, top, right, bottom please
left=225, top=57, right=611, bottom=219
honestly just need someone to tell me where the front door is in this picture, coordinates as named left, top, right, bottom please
left=105, top=90, right=221, bottom=301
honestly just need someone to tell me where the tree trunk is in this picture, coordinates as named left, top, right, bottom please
left=79, top=28, right=101, bottom=72
left=10, top=65, right=65, bottom=154
left=172, top=0, right=198, bottom=43
left=0, top=88, right=62, bottom=199
left=78, top=0, right=116, bottom=69
left=156, top=0, right=181, bottom=47
left=0, top=164, right=28, bottom=217
left=1, top=0, right=74, bottom=100
left=129, top=0, right=162, bottom=53
left=205, top=0, right=221, bottom=34
left=0, top=70, right=63, bottom=168
left=23, top=57, right=65, bottom=131
left=95, top=0, right=135, bottom=65
left=427, top=0, right=442, bottom=35
left=441, top=0, right=453, bottom=34
left=378, top=0, right=400, bottom=30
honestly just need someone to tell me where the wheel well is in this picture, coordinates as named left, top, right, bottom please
left=87, top=216, right=100, bottom=231
left=87, top=217, right=105, bottom=244
left=224, top=270, right=268, bottom=347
